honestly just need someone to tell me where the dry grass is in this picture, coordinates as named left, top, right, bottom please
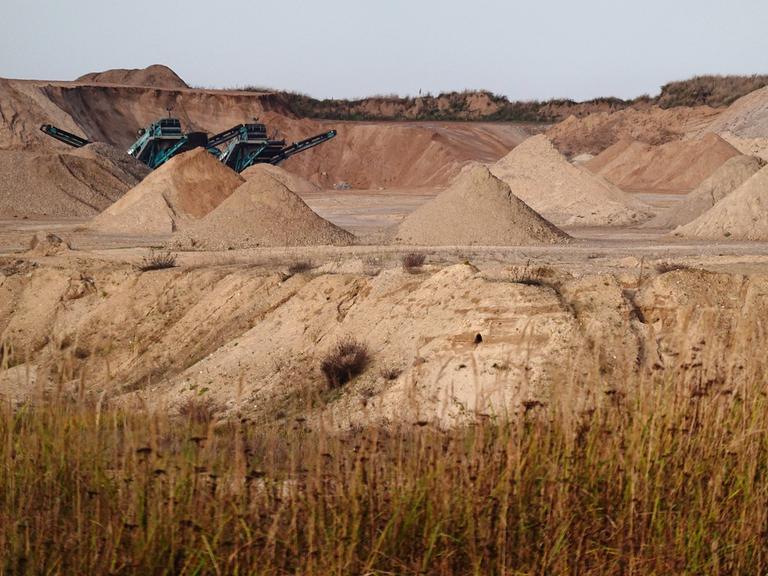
left=177, top=396, right=221, bottom=425
left=287, top=260, right=314, bottom=275
left=655, top=260, right=693, bottom=274
left=401, top=252, right=426, bottom=273
left=2, top=276, right=768, bottom=573
left=2, top=360, right=768, bottom=574
left=137, top=249, right=177, bottom=272
left=320, top=338, right=371, bottom=388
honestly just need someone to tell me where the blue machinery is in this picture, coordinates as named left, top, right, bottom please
left=40, top=119, right=337, bottom=172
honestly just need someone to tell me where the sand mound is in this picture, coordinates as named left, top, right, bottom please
left=647, top=155, right=764, bottom=228
left=704, top=86, right=768, bottom=138
left=719, top=132, right=768, bottom=162
left=241, top=163, right=320, bottom=194
left=393, top=163, right=567, bottom=245
left=0, top=144, right=150, bottom=217
left=586, top=133, right=741, bottom=193
left=90, top=149, right=243, bottom=235
left=489, top=135, right=651, bottom=227
left=674, top=165, right=768, bottom=240
left=26, top=232, right=71, bottom=256
left=75, top=64, right=188, bottom=89
left=547, top=106, right=721, bottom=156
left=177, top=170, right=355, bottom=249
left=571, top=153, right=594, bottom=165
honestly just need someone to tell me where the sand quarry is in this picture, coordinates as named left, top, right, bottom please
left=2, top=66, right=768, bottom=426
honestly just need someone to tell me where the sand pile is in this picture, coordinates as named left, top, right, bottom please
left=673, top=166, right=768, bottom=240
left=704, top=86, right=768, bottom=138
left=647, top=155, right=764, bottom=228
left=241, top=163, right=320, bottom=194
left=547, top=106, right=721, bottom=156
left=75, top=64, right=188, bottom=89
left=176, top=169, right=354, bottom=249
left=586, top=133, right=741, bottom=192
left=90, top=149, right=243, bottom=235
left=0, top=143, right=150, bottom=217
left=489, top=135, right=651, bottom=227
left=720, top=132, right=768, bottom=162
left=393, top=163, right=568, bottom=245
left=26, top=232, right=71, bottom=256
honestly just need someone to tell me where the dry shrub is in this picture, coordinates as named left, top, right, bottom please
left=320, top=338, right=371, bottom=388
left=380, top=366, right=402, bottom=380
left=137, top=249, right=177, bottom=272
left=511, top=261, right=559, bottom=287
left=178, top=396, right=220, bottom=424
left=655, top=261, right=693, bottom=274
left=287, top=260, right=313, bottom=275
left=401, top=252, right=426, bottom=273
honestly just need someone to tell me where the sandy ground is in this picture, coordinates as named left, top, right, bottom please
left=2, top=188, right=768, bottom=275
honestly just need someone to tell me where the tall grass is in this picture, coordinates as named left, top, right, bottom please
left=2, top=363, right=767, bottom=574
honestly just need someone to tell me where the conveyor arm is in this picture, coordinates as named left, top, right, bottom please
left=268, top=130, right=337, bottom=165
left=39, top=124, right=90, bottom=148
left=207, top=124, right=246, bottom=149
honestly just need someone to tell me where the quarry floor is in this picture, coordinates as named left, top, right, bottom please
left=2, top=187, right=768, bottom=276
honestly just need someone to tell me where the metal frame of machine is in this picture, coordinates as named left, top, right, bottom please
left=40, top=118, right=336, bottom=173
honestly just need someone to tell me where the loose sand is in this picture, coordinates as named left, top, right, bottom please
left=586, top=133, right=741, bottom=193
left=0, top=143, right=149, bottom=217
left=647, top=155, right=764, bottom=228
left=490, top=135, right=652, bottom=227
left=75, top=64, right=188, bottom=89
left=176, top=168, right=355, bottom=249
left=393, top=163, right=568, bottom=245
left=242, top=163, right=320, bottom=194
left=90, top=149, right=243, bottom=235
left=704, top=86, right=768, bottom=138
left=674, top=165, right=768, bottom=240
left=547, top=106, right=721, bottom=156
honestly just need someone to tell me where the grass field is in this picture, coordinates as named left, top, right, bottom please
left=2, top=360, right=767, bottom=575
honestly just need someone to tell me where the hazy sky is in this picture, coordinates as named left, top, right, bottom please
left=2, top=0, right=766, bottom=101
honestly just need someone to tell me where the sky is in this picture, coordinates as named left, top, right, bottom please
left=1, top=0, right=767, bottom=101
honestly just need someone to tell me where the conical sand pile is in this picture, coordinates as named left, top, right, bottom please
left=241, top=163, right=320, bottom=194
left=176, top=168, right=355, bottom=249
left=393, top=163, right=568, bottom=245
left=90, top=149, right=244, bottom=235
left=647, top=155, right=764, bottom=228
left=0, top=143, right=149, bottom=217
left=586, top=133, right=741, bottom=192
left=674, top=165, right=768, bottom=240
left=490, top=135, right=651, bottom=227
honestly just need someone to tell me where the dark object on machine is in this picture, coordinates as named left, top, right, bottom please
left=40, top=118, right=336, bottom=173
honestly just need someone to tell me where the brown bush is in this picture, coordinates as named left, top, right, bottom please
left=137, top=249, right=177, bottom=272
left=287, top=260, right=313, bottom=275
left=320, top=338, right=371, bottom=388
left=401, top=252, right=426, bottom=273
